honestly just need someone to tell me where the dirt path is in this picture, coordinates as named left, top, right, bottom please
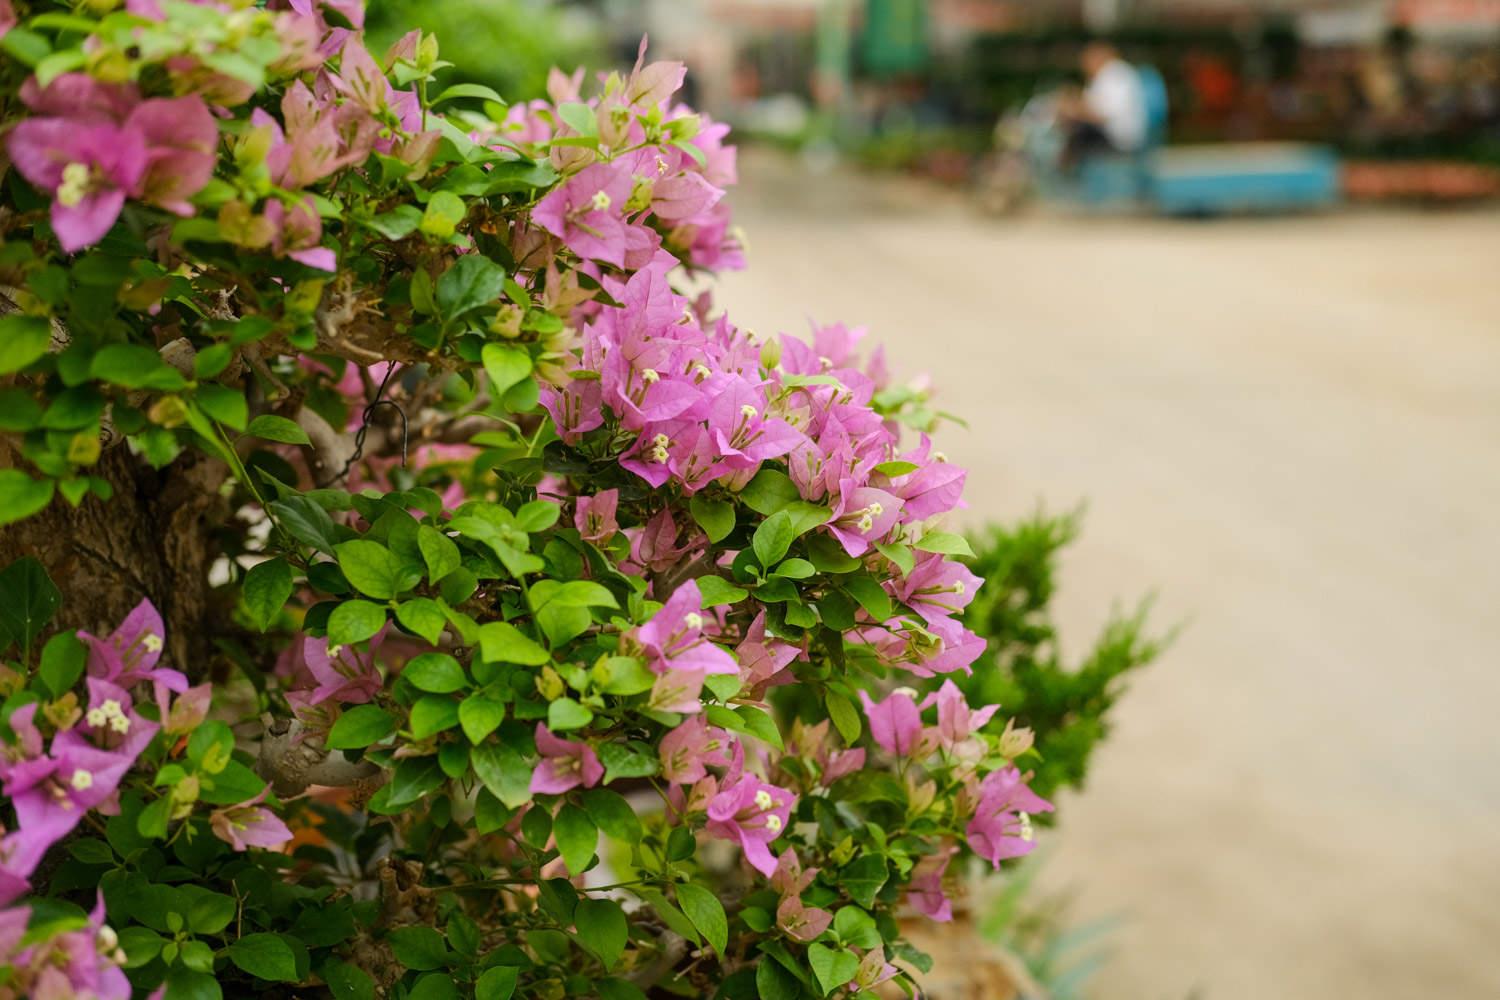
left=716, top=150, right=1500, bottom=1000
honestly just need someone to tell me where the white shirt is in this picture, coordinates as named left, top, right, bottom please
left=1085, top=59, right=1148, bottom=151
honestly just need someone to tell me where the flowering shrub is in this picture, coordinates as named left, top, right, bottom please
left=0, top=3, right=1056, bottom=998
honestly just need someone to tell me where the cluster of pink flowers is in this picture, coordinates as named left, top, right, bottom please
left=0, top=602, right=287, bottom=911
left=7, top=75, right=217, bottom=252
left=0, top=893, right=130, bottom=1000
left=540, top=255, right=987, bottom=684
left=507, top=44, right=742, bottom=273
left=2, top=1, right=437, bottom=264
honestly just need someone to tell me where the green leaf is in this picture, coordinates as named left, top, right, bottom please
left=832, top=907, right=881, bottom=949
left=598, top=741, right=658, bottom=783
left=515, top=499, right=560, bottom=532
left=327, top=599, right=386, bottom=646
left=195, top=383, right=247, bottom=430
left=361, top=204, right=423, bottom=240
left=403, top=652, right=467, bottom=693
left=553, top=803, right=597, bottom=875
left=914, top=530, right=975, bottom=558
left=808, top=943, right=859, bottom=996
left=874, top=541, right=914, bottom=577
left=326, top=705, right=396, bottom=750
left=458, top=694, right=505, bottom=743
left=385, top=756, right=444, bottom=807
left=752, top=510, right=795, bottom=568
left=91, top=343, right=186, bottom=390
left=433, top=82, right=507, bottom=105
left=162, top=967, right=223, bottom=1000
left=436, top=254, right=506, bottom=320
left=839, top=855, right=889, bottom=908
left=323, top=959, right=376, bottom=1000
left=477, top=621, right=550, bottom=665
left=409, top=696, right=460, bottom=739
left=66, top=837, right=114, bottom=864
left=557, top=101, right=599, bottom=136
left=395, top=597, right=446, bottom=645
left=335, top=539, right=416, bottom=600
left=547, top=697, right=593, bottom=731
left=187, top=721, right=234, bottom=772
left=739, top=469, right=799, bottom=515
left=0, top=471, right=55, bottom=529
left=595, top=655, right=654, bottom=695
left=783, top=501, right=833, bottom=536
left=689, top=496, right=735, bottom=542
left=243, top=558, right=293, bottom=632
left=539, top=580, right=617, bottom=609
left=470, top=743, right=531, bottom=807
left=0, top=556, right=60, bottom=650
left=575, top=898, right=627, bottom=969
left=247, top=414, right=311, bottom=446
left=825, top=690, right=862, bottom=744
left=187, top=892, right=236, bottom=935
left=874, top=460, right=920, bottom=476
left=757, top=958, right=803, bottom=1000
left=773, top=558, right=815, bottom=579
left=420, top=189, right=466, bottom=239
left=388, top=925, right=448, bottom=971
left=474, top=965, right=519, bottom=1000
left=228, top=932, right=299, bottom=982
left=582, top=788, right=643, bottom=842
left=843, top=575, right=893, bottom=621
left=0, top=314, right=51, bottom=374
left=734, top=705, right=784, bottom=750
left=410, top=973, right=459, bottom=1000
left=38, top=631, right=85, bottom=697
left=675, top=883, right=727, bottom=956
left=481, top=343, right=533, bottom=398
left=417, top=525, right=461, bottom=581
left=695, top=575, right=748, bottom=607
left=269, top=496, right=340, bottom=553
left=119, top=925, right=164, bottom=969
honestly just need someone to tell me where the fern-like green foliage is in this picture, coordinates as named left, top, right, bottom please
left=958, top=510, right=1170, bottom=801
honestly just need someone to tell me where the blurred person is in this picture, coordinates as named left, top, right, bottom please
left=1057, top=40, right=1147, bottom=170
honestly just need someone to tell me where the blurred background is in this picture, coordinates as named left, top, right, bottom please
left=376, top=2, right=1500, bottom=998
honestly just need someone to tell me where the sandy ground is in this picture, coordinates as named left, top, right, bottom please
left=715, top=150, right=1500, bottom=1000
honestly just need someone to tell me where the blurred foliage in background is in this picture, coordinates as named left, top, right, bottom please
left=365, top=0, right=603, bottom=100
left=960, top=510, right=1169, bottom=803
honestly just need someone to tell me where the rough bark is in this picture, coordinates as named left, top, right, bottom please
left=0, top=442, right=230, bottom=672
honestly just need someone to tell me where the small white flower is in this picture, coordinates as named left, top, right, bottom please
left=141, top=634, right=163, bottom=653
left=1018, top=812, right=1034, bottom=842
left=684, top=612, right=704, bottom=631
left=86, top=707, right=109, bottom=728
left=867, top=502, right=883, bottom=517
left=739, top=404, right=758, bottom=420
left=326, top=644, right=343, bottom=659
left=764, top=814, right=783, bottom=832
left=589, top=190, right=612, bottom=212
left=70, top=769, right=94, bottom=792
left=109, top=714, right=130, bottom=734
left=754, top=789, right=774, bottom=811
left=57, top=162, right=90, bottom=208
left=640, top=368, right=660, bottom=383
left=96, top=925, right=118, bottom=953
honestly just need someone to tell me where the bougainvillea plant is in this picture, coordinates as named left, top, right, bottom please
left=0, top=2, right=1056, bottom=997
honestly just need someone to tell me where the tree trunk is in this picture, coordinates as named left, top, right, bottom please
left=0, top=443, right=229, bottom=671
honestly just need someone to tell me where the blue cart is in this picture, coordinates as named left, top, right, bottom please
left=1001, top=66, right=1342, bottom=216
